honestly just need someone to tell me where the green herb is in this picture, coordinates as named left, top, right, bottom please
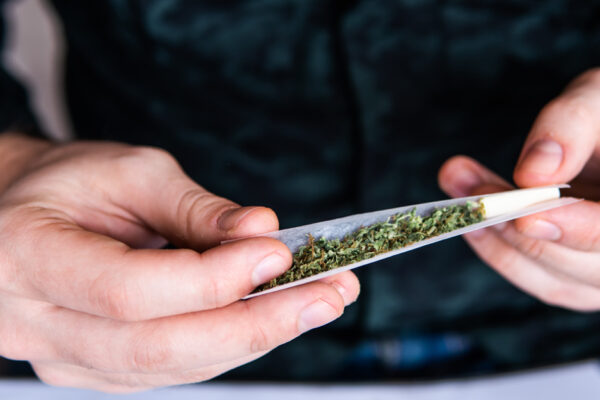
left=255, top=201, right=484, bottom=292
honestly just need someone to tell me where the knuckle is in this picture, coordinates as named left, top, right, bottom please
left=89, top=276, right=142, bottom=321
left=116, top=146, right=180, bottom=173
left=248, top=323, right=270, bottom=353
left=305, top=284, right=346, bottom=316
left=132, top=146, right=178, bottom=165
left=333, top=271, right=361, bottom=302
left=199, top=266, right=235, bottom=310
left=173, top=189, right=234, bottom=237
left=127, top=327, right=174, bottom=373
left=243, top=302, right=273, bottom=353
left=517, top=238, right=547, bottom=263
left=174, top=249, right=229, bottom=309
left=173, top=187, right=238, bottom=248
left=203, top=275, right=222, bottom=309
left=174, top=188, right=212, bottom=240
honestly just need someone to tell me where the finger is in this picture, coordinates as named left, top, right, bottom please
left=36, top=274, right=358, bottom=374
left=32, top=348, right=269, bottom=393
left=438, top=155, right=512, bottom=198
left=3, top=275, right=358, bottom=367
left=0, top=296, right=54, bottom=363
left=107, top=147, right=279, bottom=250
left=514, top=68, right=600, bottom=187
left=32, top=362, right=152, bottom=394
left=67, top=207, right=169, bottom=250
left=438, top=156, right=595, bottom=251
left=442, top=154, right=600, bottom=253
left=514, top=200, right=600, bottom=252
left=7, top=210, right=292, bottom=321
left=494, top=222, right=600, bottom=288
left=438, top=156, right=600, bottom=310
left=316, top=270, right=361, bottom=306
left=463, top=225, right=600, bottom=311
left=32, top=349, right=268, bottom=393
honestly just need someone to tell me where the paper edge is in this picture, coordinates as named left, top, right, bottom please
left=223, top=184, right=569, bottom=248
left=243, top=194, right=580, bottom=300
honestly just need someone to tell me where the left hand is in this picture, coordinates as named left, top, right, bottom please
left=438, top=68, right=600, bottom=311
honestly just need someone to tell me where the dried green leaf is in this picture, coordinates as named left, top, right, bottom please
left=255, top=202, right=484, bottom=292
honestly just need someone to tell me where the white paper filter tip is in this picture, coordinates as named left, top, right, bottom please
left=481, top=186, right=561, bottom=218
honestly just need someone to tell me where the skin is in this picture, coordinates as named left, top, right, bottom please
left=0, top=134, right=360, bottom=393
left=439, top=68, right=600, bottom=312
left=3, top=66, right=600, bottom=392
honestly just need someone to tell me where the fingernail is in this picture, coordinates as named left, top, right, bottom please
left=447, top=168, right=483, bottom=197
left=218, top=207, right=257, bottom=232
left=518, top=140, right=563, bottom=176
left=252, top=253, right=288, bottom=286
left=330, top=281, right=354, bottom=306
left=523, top=219, right=562, bottom=241
left=298, top=299, right=340, bottom=333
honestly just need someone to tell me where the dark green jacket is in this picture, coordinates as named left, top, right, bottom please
left=3, top=0, right=600, bottom=380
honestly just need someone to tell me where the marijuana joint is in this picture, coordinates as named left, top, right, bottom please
left=255, top=201, right=484, bottom=292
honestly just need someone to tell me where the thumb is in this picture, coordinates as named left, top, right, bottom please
left=514, top=69, right=600, bottom=187
left=438, top=155, right=512, bottom=198
left=112, top=148, right=279, bottom=250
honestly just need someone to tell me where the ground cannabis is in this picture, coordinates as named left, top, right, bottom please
left=255, top=201, right=484, bottom=292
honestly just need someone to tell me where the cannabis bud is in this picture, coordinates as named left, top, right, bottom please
left=255, top=201, right=484, bottom=292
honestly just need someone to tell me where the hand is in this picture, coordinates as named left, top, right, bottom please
left=0, top=135, right=360, bottom=393
left=438, top=68, right=600, bottom=312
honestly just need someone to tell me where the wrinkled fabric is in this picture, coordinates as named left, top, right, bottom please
left=2, top=0, right=600, bottom=380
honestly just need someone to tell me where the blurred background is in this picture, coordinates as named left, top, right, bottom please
left=2, top=0, right=70, bottom=141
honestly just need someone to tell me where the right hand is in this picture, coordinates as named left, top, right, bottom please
left=0, top=135, right=360, bottom=393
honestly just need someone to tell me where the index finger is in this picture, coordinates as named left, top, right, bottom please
left=514, top=200, right=600, bottom=252
left=514, top=68, right=600, bottom=187
left=4, top=209, right=292, bottom=321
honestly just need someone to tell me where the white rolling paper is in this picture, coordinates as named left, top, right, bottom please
left=235, top=184, right=579, bottom=299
